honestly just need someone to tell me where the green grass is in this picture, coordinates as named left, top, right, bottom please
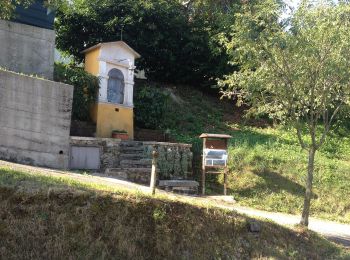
left=226, top=126, right=350, bottom=223
left=159, top=84, right=350, bottom=223
left=0, top=167, right=349, bottom=259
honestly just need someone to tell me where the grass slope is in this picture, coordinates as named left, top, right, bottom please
left=159, top=84, right=350, bottom=224
left=0, top=167, right=349, bottom=259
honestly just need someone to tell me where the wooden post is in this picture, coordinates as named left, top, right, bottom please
left=202, top=165, right=206, bottom=195
left=150, top=149, right=158, bottom=195
left=224, top=167, right=228, bottom=196
left=202, top=138, right=206, bottom=195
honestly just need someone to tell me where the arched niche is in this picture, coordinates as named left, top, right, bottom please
left=107, top=68, right=125, bottom=104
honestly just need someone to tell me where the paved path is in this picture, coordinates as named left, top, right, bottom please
left=222, top=205, right=350, bottom=247
left=1, top=160, right=349, bottom=247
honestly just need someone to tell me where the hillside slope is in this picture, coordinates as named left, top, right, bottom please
left=143, top=83, right=350, bottom=224
left=0, top=167, right=349, bottom=259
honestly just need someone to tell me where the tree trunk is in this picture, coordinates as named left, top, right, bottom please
left=300, top=147, right=316, bottom=227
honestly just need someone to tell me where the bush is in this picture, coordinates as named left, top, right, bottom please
left=54, top=63, right=99, bottom=121
left=134, top=84, right=169, bottom=130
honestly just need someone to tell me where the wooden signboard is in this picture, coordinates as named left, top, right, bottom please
left=199, top=133, right=232, bottom=195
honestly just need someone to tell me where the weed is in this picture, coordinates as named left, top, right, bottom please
left=153, top=207, right=167, bottom=222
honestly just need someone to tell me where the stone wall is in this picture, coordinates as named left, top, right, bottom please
left=0, top=20, right=55, bottom=79
left=143, top=142, right=193, bottom=180
left=69, top=138, right=193, bottom=180
left=0, top=70, right=73, bottom=168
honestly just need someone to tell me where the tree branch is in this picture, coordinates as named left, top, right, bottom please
left=316, top=103, right=343, bottom=149
left=296, top=122, right=307, bottom=150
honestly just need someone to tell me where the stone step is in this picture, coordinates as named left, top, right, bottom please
left=158, top=180, right=199, bottom=188
left=106, top=167, right=151, bottom=174
left=120, top=159, right=152, bottom=168
left=171, top=186, right=198, bottom=195
left=120, top=141, right=144, bottom=147
left=119, top=153, right=145, bottom=160
left=120, top=146, right=145, bottom=152
left=119, top=164, right=152, bottom=169
left=158, top=180, right=199, bottom=195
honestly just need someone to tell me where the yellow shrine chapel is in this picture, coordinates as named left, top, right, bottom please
left=82, top=41, right=141, bottom=139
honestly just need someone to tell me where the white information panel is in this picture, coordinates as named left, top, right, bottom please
left=204, top=149, right=228, bottom=167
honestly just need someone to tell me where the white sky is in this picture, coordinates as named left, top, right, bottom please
left=281, top=0, right=300, bottom=19
left=284, top=0, right=301, bottom=8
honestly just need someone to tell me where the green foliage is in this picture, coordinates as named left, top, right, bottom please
left=152, top=207, right=167, bottom=222
left=220, top=0, right=350, bottom=149
left=134, top=84, right=169, bottom=130
left=219, top=0, right=350, bottom=225
left=54, top=63, right=99, bottom=121
left=140, top=83, right=231, bottom=179
left=54, top=0, right=239, bottom=87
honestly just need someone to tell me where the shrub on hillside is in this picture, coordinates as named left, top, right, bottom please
left=134, top=84, right=169, bottom=130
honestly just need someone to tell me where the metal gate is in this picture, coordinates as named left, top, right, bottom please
left=70, top=146, right=100, bottom=170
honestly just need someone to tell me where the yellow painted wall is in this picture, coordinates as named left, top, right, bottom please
left=95, top=103, right=134, bottom=139
left=84, top=48, right=100, bottom=76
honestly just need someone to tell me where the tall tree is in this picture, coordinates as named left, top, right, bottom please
left=55, top=0, right=240, bottom=87
left=220, top=0, right=350, bottom=226
left=183, top=0, right=240, bottom=86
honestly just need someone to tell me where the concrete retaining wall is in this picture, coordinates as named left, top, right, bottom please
left=0, top=70, right=73, bottom=168
left=0, top=20, right=55, bottom=79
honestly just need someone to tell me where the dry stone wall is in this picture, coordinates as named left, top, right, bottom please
left=143, top=142, right=193, bottom=180
left=0, top=70, right=73, bottom=168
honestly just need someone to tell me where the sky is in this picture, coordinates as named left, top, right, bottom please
left=284, top=0, right=301, bottom=8
left=282, top=0, right=300, bottom=19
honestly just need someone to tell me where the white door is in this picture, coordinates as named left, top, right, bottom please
left=70, top=146, right=100, bottom=170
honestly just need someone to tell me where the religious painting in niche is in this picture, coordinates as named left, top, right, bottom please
left=107, top=68, right=125, bottom=104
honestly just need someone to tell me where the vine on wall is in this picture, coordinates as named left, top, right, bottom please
left=54, top=63, right=99, bottom=121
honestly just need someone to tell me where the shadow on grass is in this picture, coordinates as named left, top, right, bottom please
left=233, top=170, right=319, bottom=201
left=252, top=170, right=306, bottom=197
left=206, top=169, right=306, bottom=198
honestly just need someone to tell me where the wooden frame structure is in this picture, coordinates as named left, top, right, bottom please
left=199, top=133, right=232, bottom=195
